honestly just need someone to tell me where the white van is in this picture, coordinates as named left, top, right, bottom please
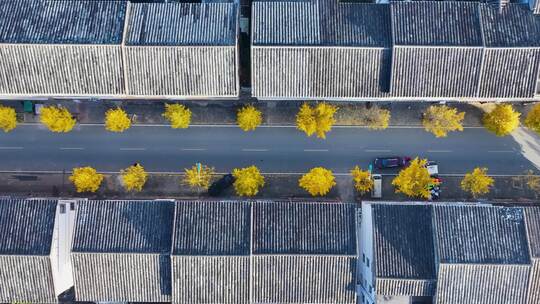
left=371, top=174, right=382, bottom=198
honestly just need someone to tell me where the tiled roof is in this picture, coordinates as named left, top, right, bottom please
left=72, top=200, right=174, bottom=254
left=372, top=204, right=436, bottom=280
left=172, top=201, right=250, bottom=256
left=0, top=256, right=56, bottom=303
left=0, top=198, right=56, bottom=255
left=252, top=202, right=357, bottom=255
left=252, top=2, right=391, bottom=47
left=480, top=4, right=540, bottom=47
left=252, top=255, right=356, bottom=303
left=435, top=264, right=530, bottom=304
left=433, top=205, right=530, bottom=264
left=126, top=3, right=238, bottom=46
left=524, top=207, right=540, bottom=258
left=391, top=2, right=483, bottom=46
left=375, top=278, right=436, bottom=297
left=0, top=1, right=126, bottom=44
left=528, top=259, right=540, bottom=304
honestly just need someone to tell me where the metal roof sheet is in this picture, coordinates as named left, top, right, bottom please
left=0, top=0, right=126, bottom=44
left=0, top=198, right=56, bottom=256
left=480, top=4, right=540, bottom=47
left=126, top=2, right=238, bottom=46
left=72, top=200, right=174, bottom=254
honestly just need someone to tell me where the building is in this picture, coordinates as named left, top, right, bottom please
left=0, top=198, right=77, bottom=303
left=71, top=200, right=175, bottom=302
left=359, top=201, right=540, bottom=304
left=0, top=1, right=127, bottom=96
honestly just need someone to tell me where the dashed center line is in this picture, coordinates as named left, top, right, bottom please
left=365, top=149, right=391, bottom=153
left=120, top=148, right=146, bottom=151
left=242, top=149, right=269, bottom=152
left=304, top=149, right=329, bottom=152
left=60, top=147, right=84, bottom=150
left=428, top=150, right=452, bottom=153
left=181, top=148, right=206, bottom=151
left=0, top=146, right=23, bottom=150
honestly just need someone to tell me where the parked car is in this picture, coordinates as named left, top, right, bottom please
left=374, top=156, right=411, bottom=169
left=208, top=174, right=235, bottom=197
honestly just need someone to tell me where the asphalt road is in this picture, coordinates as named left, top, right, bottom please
left=0, top=125, right=536, bottom=175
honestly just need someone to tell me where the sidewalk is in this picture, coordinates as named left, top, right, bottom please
left=3, top=98, right=529, bottom=127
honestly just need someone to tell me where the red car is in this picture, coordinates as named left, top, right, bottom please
left=374, top=157, right=411, bottom=169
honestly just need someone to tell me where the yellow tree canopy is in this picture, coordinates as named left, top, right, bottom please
left=237, top=105, right=262, bottom=131
left=460, top=167, right=494, bottom=198
left=296, top=102, right=338, bottom=139
left=391, top=158, right=434, bottom=199
left=40, top=106, right=76, bottom=133
left=105, top=108, right=131, bottom=132
left=423, top=105, right=465, bottom=138
left=364, top=107, right=391, bottom=130
left=163, top=104, right=191, bottom=129
left=184, top=163, right=215, bottom=190
left=232, top=165, right=265, bottom=196
left=121, top=163, right=148, bottom=192
left=69, top=166, right=104, bottom=193
left=482, top=104, right=520, bottom=136
left=0, top=105, right=17, bottom=132
left=299, top=167, right=336, bottom=196
left=351, top=166, right=373, bottom=194
left=525, top=103, right=540, bottom=134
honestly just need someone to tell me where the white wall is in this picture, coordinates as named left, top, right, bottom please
left=358, top=202, right=376, bottom=304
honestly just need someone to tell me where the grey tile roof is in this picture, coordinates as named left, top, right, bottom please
left=171, top=256, right=249, bottom=304
left=126, top=3, right=238, bottom=46
left=391, top=2, right=483, bottom=46
left=0, top=256, right=56, bottom=303
left=480, top=4, right=540, bottom=47
left=435, top=264, right=530, bottom=304
left=375, top=278, right=436, bottom=297
left=252, top=255, right=356, bottom=303
left=532, top=0, right=540, bottom=14
left=372, top=204, right=436, bottom=280
left=0, top=198, right=56, bottom=255
left=72, top=253, right=171, bottom=302
left=252, top=202, right=357, bottom=255
left=432, top=205, right=530, bottom=264
left=528, top=259, right=540, bottom=304
left=524, top=207, right=540, bottom=258
left=252, top=2, right=391, bottom=47
left=172, top=201, right=250, bottom=256
left=72, top=200, right=174, bottom=254
left=0, top=0, right=126, bottom=44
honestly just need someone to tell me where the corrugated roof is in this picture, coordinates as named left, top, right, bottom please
left=0, top=0, right=126, bottom=44
left=252, top=255, right=356, bottom=303
left=391, top=2, right=483, bottom=46
left=528, top=259, right=540, bottom=304
left=524, top=207, right=540, bottom=258
left=372, top=204, right=436, bottom=280
left=0, top=256, right=56, bottom=303
left=435, top=264, right=530, bottom=304
left=0, top=198, right=56, bottom=255
left=433, top=205, right=530, bottom=264
left=72, top=200, right=174, bottom=254
left=172, top=201, right=250, bottom=256
left=480, top=4, right=540, bottom=47
left=252, top=202, right=357, bottom=255
left=252, top=2, right=391, bottom=47
left=126, top=3, right=238, bottom=46
left=375, top=278, right=436, bottom=297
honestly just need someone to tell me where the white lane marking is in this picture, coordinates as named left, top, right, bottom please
left=365, top=149, right=391, bottom=153
left=59, top=147, right=84, bottom=150
left=304, top=149, right=329, bottom=152
left=428, top=150, right=452, bottom=153
left=242, top=149, right=269, bottom=152
left=181, top=148, right=207, bottom=151
left=0, top=146, right=23, bottom=150
left=488, top=150, right=514, bottom=153
left=119, top=148, right=146, bottom=151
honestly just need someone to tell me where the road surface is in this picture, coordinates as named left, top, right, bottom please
left=0, top=124, right=537, bottom=175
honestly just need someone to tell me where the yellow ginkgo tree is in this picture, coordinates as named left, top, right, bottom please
left=525, top=103, right=540, bottom=135
left=351, top=166, right=373, bottom=194
left=120, top=163, right=148, bottom=192
left=163, top=104, right=191, bottom=129
left=299, top=167, right=336, bottom=196
left=40, top=105, right=76, bottom=133
left=392, top=158, right=435, bottom=199
left=482, top=104, right=520, bottom=136
left=69, top=166, right=104, bottom=193
left=237, top=105, right=262, bottom=131
left=461, top=167, right=494, bottom=198
left=105, top=108, right=131, bottom=132
left=422, top=105, right=465, bottom=138
left=232, top=165, right=265, bottom=196
left=0, top=105, right=17, bottom=132
left=296, top=102, right=338, bottom=139
left=184, top=163, right=215, bottom=190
